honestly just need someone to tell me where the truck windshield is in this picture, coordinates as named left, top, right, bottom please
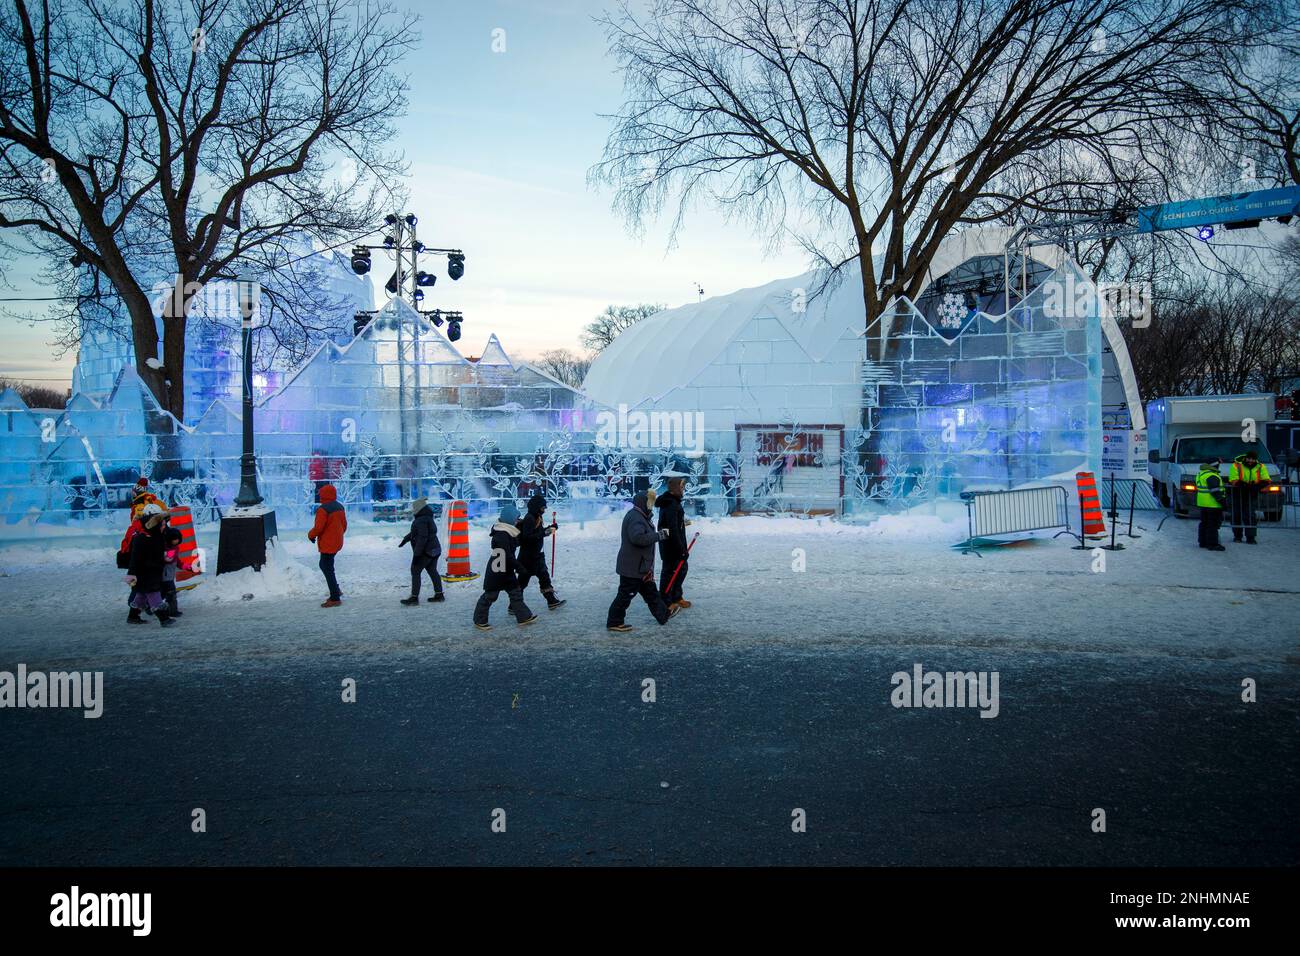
left=1176, top=438, right=1275, bottom=464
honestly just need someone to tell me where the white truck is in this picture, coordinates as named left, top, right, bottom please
left=1146, top=393, right=1284, bottom=519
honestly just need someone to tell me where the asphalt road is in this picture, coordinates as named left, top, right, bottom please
left=1, top=645, right=1295, bottom=866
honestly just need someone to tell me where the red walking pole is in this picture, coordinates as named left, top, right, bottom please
left=550, top=510, right=557, bottom=576
left=663, top=531, right=699, bottom=596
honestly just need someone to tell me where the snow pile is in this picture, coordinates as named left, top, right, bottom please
left=198, top=538, right=322, bottom=602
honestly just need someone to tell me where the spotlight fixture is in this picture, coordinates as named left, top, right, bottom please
left=963, top=290, right=979, bottom=311
left=383, top=235, right=395, bottom=247
left=350, top=246, right=371, bottom=275
left=447, top=253, right=465, bottom=280
left=385, top=271, right=399, bottom=295
left=405, top=214, right=418, bottom=227
left=412, top=240, right=425, bottom=253
left=413, top=288, right=425, bottom=301
left=447, top=318, right=461, bottom=342
left=384, top=213, right=398, bottom=225
left=427, top=309, right=444, bottom=327
left=1196, top=225, right=1215, bottom=242
left=416, top=271, right=437, bottom=287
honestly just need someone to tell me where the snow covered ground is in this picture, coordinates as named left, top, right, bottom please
left=1, top=505, right=1297, bottom=669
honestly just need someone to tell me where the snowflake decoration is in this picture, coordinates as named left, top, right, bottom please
left=937, top=293, right=967, bottom=329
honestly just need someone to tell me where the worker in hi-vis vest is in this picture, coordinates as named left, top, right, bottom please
left=1228, top=450, right=1270, bottom=545
left=1196, top=458, right=1227, bottom=551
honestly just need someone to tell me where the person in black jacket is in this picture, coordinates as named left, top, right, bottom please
left=473, top=504, right=537, bottom=630
left=126, top=504, right=175, bottom=627
left=516, top=493, right=564, bottom=609
left=607, top=490, right=679, bottom=632
left=399, top=497, right=445, bottom=605
left=656, top=476, right=692, bottom=610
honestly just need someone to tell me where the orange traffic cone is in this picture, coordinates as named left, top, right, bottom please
left=442, top=500, right=479, bottom=582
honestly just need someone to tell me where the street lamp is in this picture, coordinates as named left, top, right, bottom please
left=217, top=273, right=278, bottom=574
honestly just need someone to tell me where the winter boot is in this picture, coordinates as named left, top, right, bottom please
left=518, top=615, right=539, bottom=626
left=156, top=609, right=176, bottom=628
left=168, top=603, right=183, bottom=617
left=428, top=593, right=446, bottom=603
left=543, top=590, right=566, bottom=610
left=127, top=607, right=144, bottom=624
left=475, top=622, right=492, bottom=631
left=322, top=599, right=342, bottom=608
left=675, top=599, right=692, bottom=609
left=400, top=596, right=420, bottom=606
left=607, top=623, right=633, bottom=633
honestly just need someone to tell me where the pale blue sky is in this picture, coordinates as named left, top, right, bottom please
left=1, top=0, right=808, bottom=386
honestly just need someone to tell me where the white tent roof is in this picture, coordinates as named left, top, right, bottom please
left=583, top=264, right=872, bottom=408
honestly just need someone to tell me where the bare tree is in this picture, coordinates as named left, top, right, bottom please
left=1121, top=266, right=1300, bottom=401
left=0, top=0, right=415, bottom=421
left=581, top=302, right=664, bottom=352
left=0, top=376, right=65, bottom=407
left=534, top=348, right=593, bottom=389
left=593, top=0, right=1260, bottom=362
left=1208, top=0, right=1300, bottom=188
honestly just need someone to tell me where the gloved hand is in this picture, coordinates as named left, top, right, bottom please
left=125, top=575, right=137, bottom=586
left=659, top=528, right=670, bottom=539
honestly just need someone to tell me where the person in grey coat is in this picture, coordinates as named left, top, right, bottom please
left=399, top=497, right=445, bottom=605
left=606, top=489, right=679, bottom=632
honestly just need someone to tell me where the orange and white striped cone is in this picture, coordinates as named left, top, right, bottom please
left=1074, top=471, right=1107, bottom=545
left=169, top=505, right=205, bottom=587
left=441, top=500, right=479, bottom=582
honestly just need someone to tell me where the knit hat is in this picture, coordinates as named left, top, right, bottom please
left=499, top=503, right=520, bottom=524
left=411, top=497, right=428, bottom=515
left=135, top=476, right=149, bottom=488
left=527, top=492, right=547, bottom=514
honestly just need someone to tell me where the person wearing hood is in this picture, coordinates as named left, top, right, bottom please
left=399, top=497, right=446, bottom=605
left=607, top=489, right=679, bottom=632
left=655, top=476, right=693, bottom=610
left=126, top=503, right=175, bottom=627
left=160, top=524, right=185, bottom=617
left=308, top=483, right=348, bottom=607
left=1228, top=450, right=1270, bottom=544
left=516, top=493, right=564, bottom=610
left=473, top=503, right=538, bottom=630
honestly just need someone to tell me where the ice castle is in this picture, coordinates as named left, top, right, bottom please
left=0, top=226, right=1142, bottom=527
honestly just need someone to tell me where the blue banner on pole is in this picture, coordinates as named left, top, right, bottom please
left=1136, top=186, right=1300, bottom=233
left=1138, top=185, right=1300, bottom=234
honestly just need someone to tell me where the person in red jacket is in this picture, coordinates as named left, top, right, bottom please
left=308, top=483, right=347, bottom=607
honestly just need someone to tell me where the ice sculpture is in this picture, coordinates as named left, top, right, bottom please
left=0, top=228, right=1135, bottom=528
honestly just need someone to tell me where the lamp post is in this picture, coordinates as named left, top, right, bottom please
left=234, top=274, right=263, bottom=507
left=217, top=273, right=278, bottom=574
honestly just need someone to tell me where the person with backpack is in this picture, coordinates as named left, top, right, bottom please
left=399, top=497, right=445, bottom=605
left=473, top=503, right=537, bottom=631
left=119, top=508, right=148, bottom=622
left=516, top=492, right=564, bottom=610
left=126, top=503, right=176, bottom=627
left=607, top=490, right=679, bottom=632
left=308, top=483, right=347, bottom=607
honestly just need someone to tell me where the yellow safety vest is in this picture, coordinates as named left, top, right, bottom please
left=1229, top=460, right=1269, bottom=484
left=1195, top=468, right=1223, bottom=509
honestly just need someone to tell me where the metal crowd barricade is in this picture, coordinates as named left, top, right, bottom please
left=957, top=485, right=1076, bottom=555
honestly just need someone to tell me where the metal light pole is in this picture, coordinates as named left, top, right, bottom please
left=217, top=273, right=278, bottom=574
left=234, top=275, right=263, bottom=507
